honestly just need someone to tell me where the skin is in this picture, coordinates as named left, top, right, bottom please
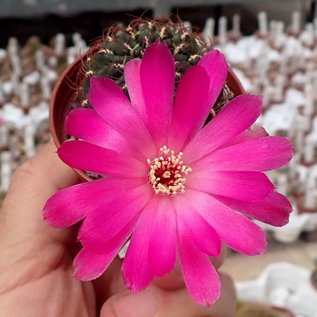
left=0, top=141, right=236, bottom=317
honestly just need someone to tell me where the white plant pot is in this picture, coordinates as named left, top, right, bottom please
left=260, top=209, right=317, bottom=243
left=236, top=262, right=317, bottom=317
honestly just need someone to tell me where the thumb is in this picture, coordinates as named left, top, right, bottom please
left=100, top=289, right=157, bottom=317
left=100, top=272, right=236, bottom=317
left=98, top=246, right=229, bottom=317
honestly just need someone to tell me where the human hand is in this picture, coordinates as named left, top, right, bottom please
left=0, top=141, right=236, bottom=317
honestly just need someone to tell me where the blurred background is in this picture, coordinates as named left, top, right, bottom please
left=0, top=1, right=317, bottom=316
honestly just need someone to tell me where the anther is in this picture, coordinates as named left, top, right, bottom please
left=147, top=145, right=192, bottom=196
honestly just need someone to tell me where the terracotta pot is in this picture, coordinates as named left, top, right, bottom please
left=271, top=306, right=295, bottom=317
left=50, top=50, right=245, bottom=180
left=236, top=302, right=295, bottom=317
left=50, top=50, right=91, bottom=150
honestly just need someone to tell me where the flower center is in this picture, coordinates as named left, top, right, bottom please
left=147, top=145, right=192, bottom=195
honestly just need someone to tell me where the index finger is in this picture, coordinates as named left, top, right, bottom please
left=1, top=141, right=80, bottom=244
left=153, top=245, right=227, bottom=290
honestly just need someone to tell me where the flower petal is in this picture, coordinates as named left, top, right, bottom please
left=74, top=222, right=134, bottom=280
left=174, top=196, right=221, bottom=256
left=75, top=184, right=153, bottom=281
left=43, top=177, right=141, bottom=228
left=187, top=171, right=274, bottom=201
left=184, top=94, right=262, bottom=163
left=74, top=246, right=107, bottom=280
left=58, top=140, right=147, bottom=177
left=124, top=59, right=146, bottom=120
left=177, top=217, right=221, bottom=306
left=79, top=184, right=152, bottom=244
left=65, top=108, right=134, bottom=155
left=168, top=65, right=210, bottom=151
left=140, top=41, right=175, bottom=146
left=122, top=197, right=160, bottom=292
left=199, top=50, right=228, bottom=110
left=184, top=189, right=267, bottom=255
left=214, top=191, right=292, bottom=226
left=88, top=77, right=156, bottom=157
left=193, top=136, right=294, bottom=172
left=222, top=125, right=268, bottom=148
left=148, top=197, right=177, bottom=277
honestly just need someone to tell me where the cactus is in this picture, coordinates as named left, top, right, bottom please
left=77, top=18, right=235, bottom=117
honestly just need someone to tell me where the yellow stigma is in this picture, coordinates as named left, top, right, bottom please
left=147, top=145, right=192, bottom=195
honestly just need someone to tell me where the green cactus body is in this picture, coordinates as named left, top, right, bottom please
left=77, top=18, right=234, bottom=117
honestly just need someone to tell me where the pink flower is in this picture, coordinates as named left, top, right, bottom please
left=44, top=41, right=293, bottom=306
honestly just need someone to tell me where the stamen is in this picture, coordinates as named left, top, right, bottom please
left=147, top=146, right=192, bottom=195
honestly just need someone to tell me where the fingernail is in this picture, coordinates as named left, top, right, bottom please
left=113, top=289, right=157, bottom=317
